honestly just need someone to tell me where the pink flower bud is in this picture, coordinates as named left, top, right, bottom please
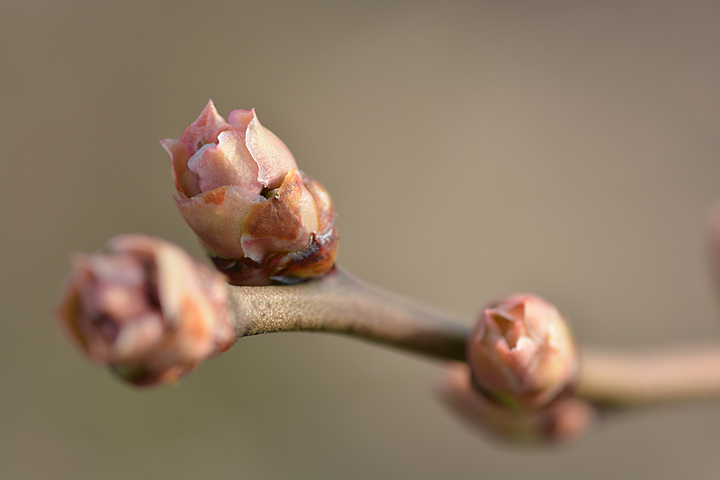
left=436, top=363, right=595, bottom=446
left=467, top=294, right=578, bottom=409
left=55, top=235, right=235, bottom=387
left=161, top=100, right=337, bottom=286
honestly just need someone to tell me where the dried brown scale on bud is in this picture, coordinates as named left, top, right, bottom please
left=467, top=294, right=578, bottom=409
left=213, top=172, right=338, bottom=285
left=55, top=235, right=235, bottom=387
left=161, top=100, right=338, bottom=286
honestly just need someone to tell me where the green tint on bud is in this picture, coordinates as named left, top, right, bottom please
left=436, top=363, right=595, bottom=446
left=161, top=100, right=338, bottom=286
left=55, top=235, right=235, bottom=387
left=467, top=294, right=578, bottom=409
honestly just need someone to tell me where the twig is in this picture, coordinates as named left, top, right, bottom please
left=578, top=345, right=720, bottom=407
left=229, top=267, right=469, bottom=361
left=227, top=266, right=720, bottom=408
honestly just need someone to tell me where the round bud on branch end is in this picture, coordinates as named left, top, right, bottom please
left=55, top=235, right=235, bottom=387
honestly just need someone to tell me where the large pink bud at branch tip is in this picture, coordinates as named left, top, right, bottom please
left=467, top=294, right=578, bottom=409
left=161, top=100, right=338, bottom=286
left=55, top=235, right=235, bottom=387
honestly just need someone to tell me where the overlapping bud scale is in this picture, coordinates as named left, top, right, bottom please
left=161, top=100, right=337, bottom=285
left=55, top=235, right=234, bottom=387
left=467, top=294, right=578, bottom=409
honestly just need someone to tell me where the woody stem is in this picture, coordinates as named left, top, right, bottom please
left=226, top=266, right=720, bottom=408
left=229, top=267, right=469, bottom=361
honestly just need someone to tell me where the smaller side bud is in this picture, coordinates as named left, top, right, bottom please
left=467, top=294, right=578, bottom=409
left=55, top=235, right=235, bottom=387
left=435, top=363, right=595, bottom=446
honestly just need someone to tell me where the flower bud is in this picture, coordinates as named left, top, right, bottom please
left=436, top=363, right=595, bottom=446
left=161, top=100, right=338, bottom=286
left=55, top=235, right=235, bottom=387
left=467, top=294, right=578, bottom=409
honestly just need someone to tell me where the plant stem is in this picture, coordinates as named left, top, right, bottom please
left=226, top=266, right=720, bottom=408
left=228, top=267, right=470, bottom=361
left=577, top=345, right=720, bottom=407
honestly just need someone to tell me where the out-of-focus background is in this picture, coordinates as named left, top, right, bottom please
left=2, top=1, right=719, bottom=478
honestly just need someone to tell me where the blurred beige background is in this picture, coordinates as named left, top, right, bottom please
left=2, top=1, right=719, bottom=479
